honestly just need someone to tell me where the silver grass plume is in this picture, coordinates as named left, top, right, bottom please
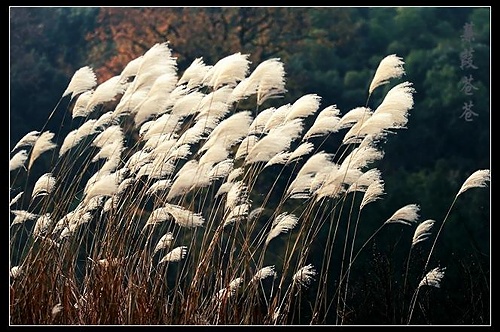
left=178, top=57, right=213, bottom=90
left=86, top=75, right=128, bottom=114
left=245, top=118, right=304, bottom=165
left=292, top=264, right=317, bottom=288
left=456, top=169, right=490, bottom=197
left=412, top=219, right=435, bottom=247
left=28, top=131, right=57, bottom=170
left=418, top=266, right=446, bottom=288
left=248, top=107, right=275, bottom=135
left=230, top=58, right=286, bottom=105
left=33, top=213, right=53, bottom=237
left=10, top=150, right=28, bottom=171
left=223, top=203, right=250, bottom=226
left=161, top=203, right=205, bottom=228
left=368, top=54, right=405, bottom=96
left=347, top=168, right=382, bottom=193
left=265, top=212, right=298, bottom=245
left=385, top=203, right=420, bottom=226
left=59, top=119, right=98, bottom=157
left=217, top=277, right=243, bottom=300
left=158, top=246, right=187, bottom=264
left=153, top=232, right=174, bottom=255
left=10, top=266, right=23, bottom=279
left=359, top=177, right=385, bottom=210
left=203, top=52, right=250, bottom=89
left=200, top=111, right=253, bottom=153
left=287, top=142, right=315, bottom=164
left=264, top=104, right=291, bottom=132
left=11, top=210, right=38, bottom=226
left=31, top=173, right=56, bottom=199
left=62, top=66, right=97, bottom=99
left=250, top=265, right=276, bottom=283
left=133, top=73, right=179, bottom=126
left=10, top=191, right=23, bottom=206
left=303, top=105, right=342, bottom=140
left=119, top=55, right=144, bottom=83
left=11, top=130, right=40, bottom=152
left=72, top=90, right=94, bottom=119
left=284, top=94, right=321, bottom=123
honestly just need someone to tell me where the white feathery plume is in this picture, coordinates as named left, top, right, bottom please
left=369, top=54, right=405, bottom=96
left=103, top=195, right=119, bottom=213
left=245, top=118, right=304, bottom=165
left=287, top=142, right=314, bottom=164
left=166, top=161, right=214, bottom=200
left=12, top=130, right=40, bottom=152
left=349, top=81, right=415, bottom=142
left=250, top=265, right=276, bottom=283
left=412, top=219, right=435, bottom=247
left=339, top=145, right=384, bottom=173
left=51, top=304, right=63, bottom=318
left=197, top=84, right=233, bottom=112
left=10, top=150, right=28, bottom=171
left=264, top=104, right=291, bottom=132
left=91, top=140, right=124, bottom=163
left=143, top=133, right=173, bottom=152
left=33, top=213, right=53, bottom=237
left=264, top=152, right=291, bottom=168
left=124, top=150, right=151, bottom=174
left=162, top=203, right=205, bottom=228
left=223, top=203, right=250, bottom=226
left=142, top=114, right=182, bottom=141
left=10, top=191, right=24, bottom=206
left=337, top=107, right=372, bottom=130
left=86, top=75, right=128, bottom=114
left=203, top=52, right=250, bottom=89
left=94, top=111, right=120, bottom=131
left=178, top=57, right=212, bottom=89
left=173, top=119, right=211, bottom=148
left=248, top=207, right=265, bottom=221
left=227, top=167, right=244, bottom=183
left=133, top=73, right=179, bottom=126
left=456, top=169, right=490, bottom=197
left=145, top=207, right=172, bottom=227
left=170, top=88, right=204, bottom=118
left=230, top=58, right=286, bottom=105
left=200, top=111, right=253, bottom=153
left=159, top=246, right=187, bottom=264
left=385, top=204, right=420, bottom=226
left=28, top=131, right=57, bottom=170
left=292, top=264, right=317, bottom=288
left=59, top=119, right=98, bottom=157
left=347, top=168, right=382, bottom=193
left=31, top=173, right=56, bottom=199
left=72, top=90, right=94, bottom=119
left=10, top=266, right=23, bottom=279
left=146, top=179, right=172, bottom=196
left=359, top=178, right=385, bottom=210
left=92, top=125, right=124, bottom=148
left=62, top=66, right=97, bottom=99
left=11, top=210, right=38, bottom=226
left=215, top=182, right=233, bottom=198
left=119, top=55, right=144, bottom=83
left=225, top=180, right=248, bottom=212
left=286, top=152, right=334, bottom=198
left=303, top=105, right=342, bottom=140
left=284, top=94, right=321, bottom=123
left=217, top=277, right=243, bottom=300
left=248, top=107, right=275, bottom=135
left=116, top=177, right=134, bottom=195
left=208, top=159, right=234, bottom=180
left=265, top=212, right=298, bottom=245
left=235, top=135, right=259, bottom=160
left=153, top=232, right=174, bottom=255
left=200, top=143, right=230, bottom=167
left=418, top=267, right=446, bottom=288
left=83, top=171, right=121, bottom=204
left=286, top=173, right=315, bottom=199
left=314, top=167, right=363, bottom=201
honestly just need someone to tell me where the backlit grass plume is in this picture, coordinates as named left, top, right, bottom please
left=9, top=43, right=489, bottom=326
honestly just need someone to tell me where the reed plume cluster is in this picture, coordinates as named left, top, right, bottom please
left=9, top=43, right=489, bottom=325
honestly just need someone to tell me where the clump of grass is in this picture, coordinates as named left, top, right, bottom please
left=9, top=44, right=489, bottom=325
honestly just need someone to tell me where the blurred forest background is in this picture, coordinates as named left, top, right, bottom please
left=9, top=7, right=490, bottom=324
